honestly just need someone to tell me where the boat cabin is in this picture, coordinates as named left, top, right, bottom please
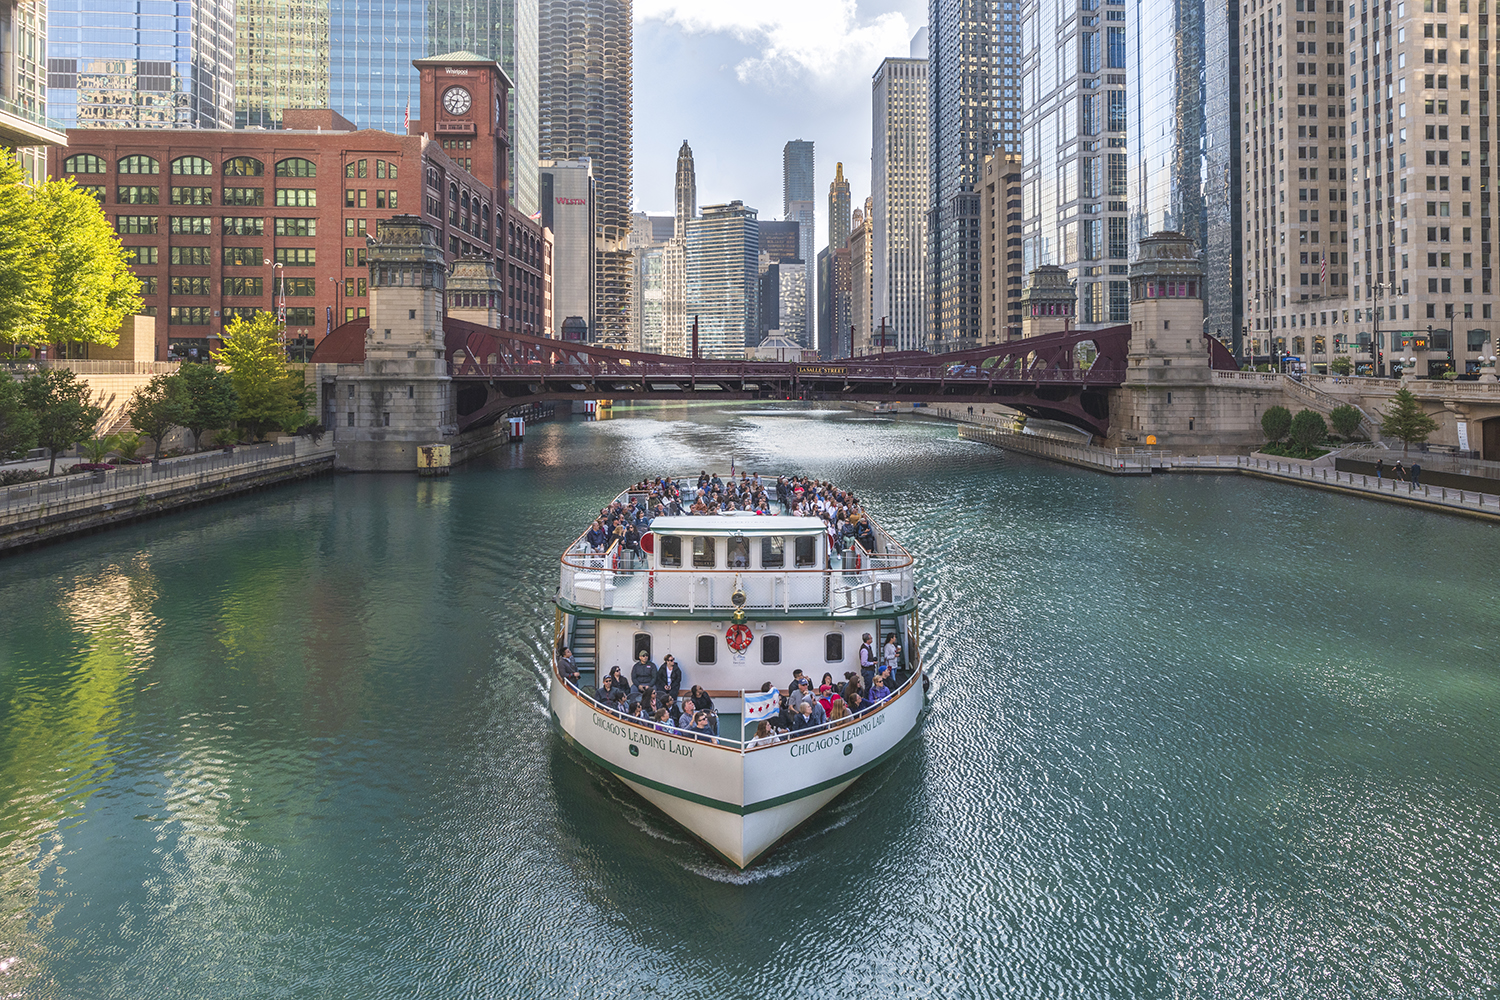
left=650, top=516, right=828, bottom=572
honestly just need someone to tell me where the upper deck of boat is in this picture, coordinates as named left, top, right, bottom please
left=557, top=477, right=916, bottom=618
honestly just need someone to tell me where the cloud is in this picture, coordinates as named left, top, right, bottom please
left=636, top=0, right=911, bottom=89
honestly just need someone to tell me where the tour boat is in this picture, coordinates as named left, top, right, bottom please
left=549, top=478, right=926, bottom=868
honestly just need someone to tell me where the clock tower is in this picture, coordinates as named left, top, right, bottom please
left=412, top=51, right=512, bottom=204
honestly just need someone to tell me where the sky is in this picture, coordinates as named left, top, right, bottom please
left=631, top=0, right=927, bottom=249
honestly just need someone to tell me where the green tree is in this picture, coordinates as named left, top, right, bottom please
left=80, top=434, right=117, bottom=464
left=175, top=362, right=238, bottom=451
left=1288, top=409, right=1328, bottom=454
left=126, top=373, right=188, bottom=458
left=1379, top=387, right=1440, bottom=456
left=0, top=153, right=45, bottom=348
left=21, top=369, right=103, bottom=474
left=1261, top=405, right=1292, bottom=444
left=1329, top=404, right=1363, bottom=439
left=213, top=312, right=305, bottom=441
left=33, top=177, right=142, bottom=348
left=0, top=376, right=39, bottom=459
left=113, top=431, right=141, bottom=462
left=1329, top=355, right=1354, bottom=376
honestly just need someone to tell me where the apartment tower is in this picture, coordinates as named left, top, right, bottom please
left=872, top=43, right=929, bottom=352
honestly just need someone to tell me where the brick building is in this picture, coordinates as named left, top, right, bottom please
left=49, top=51, right=546, bottom=361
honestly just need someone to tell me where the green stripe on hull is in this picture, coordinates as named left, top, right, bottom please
left=552, top=711, right=923, bottom=816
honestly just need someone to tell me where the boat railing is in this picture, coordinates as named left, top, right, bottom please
left=555, top=667, right=922, bottom=755
left=558, top=557, right=916, bottom=613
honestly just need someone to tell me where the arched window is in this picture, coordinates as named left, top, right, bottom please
left=171, top=156, right=213, bottom=176
left=63, top=154, right=105, bottom=174
left=223, top=156, right=264, bottom=176
left=275, top=157, right=317, bottom=177
left=117, top=155, right=160, bottom=175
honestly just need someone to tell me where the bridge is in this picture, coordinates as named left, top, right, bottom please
left=311, top=318, right=1238, bottom=437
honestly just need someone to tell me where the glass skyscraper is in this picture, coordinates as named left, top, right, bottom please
left=783, top=139, right=816, bottom=348
left=686, top=201, right=759, bottom=359
left=46, top=0, right=236, bottom=129
left=236, top=0, right=331, bottom=129
left=1128, top=0, right=1241, bottom=349
left=329, top=0, right=424, bottom=133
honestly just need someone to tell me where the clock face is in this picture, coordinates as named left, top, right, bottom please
left=442, top=86, right=472, bottom=116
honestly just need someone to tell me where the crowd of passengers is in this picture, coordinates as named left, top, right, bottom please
left=558, top=631, right=904, bottom=745
left=582, top=472, right=877, bottom=558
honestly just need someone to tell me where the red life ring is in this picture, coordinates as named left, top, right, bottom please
left=726, top=623, right=754, bottom=653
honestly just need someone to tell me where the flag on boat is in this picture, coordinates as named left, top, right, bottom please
left=743, top=688, right=778, bottom=723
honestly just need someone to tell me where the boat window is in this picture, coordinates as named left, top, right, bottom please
left=660, top=535, right=682, bottom=567
left=633, top=632, right=652, bottom=661
left=761, top=635, right=781, bottom=664
left=726, top=536, right=750, bottom=569
left=697, top=634, right=717, bottom=664
left=692, top=536, right=716, bottom=568
left=761, top=536, right=785, bottom=568
left=825, top=633, right=844, bottom=662
left=794, top=535, right=817, bottom=567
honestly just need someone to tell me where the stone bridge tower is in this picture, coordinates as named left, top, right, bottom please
left=1019, top=265, right=1076, bottom=339
left=334, top=215, right=457, bottom=471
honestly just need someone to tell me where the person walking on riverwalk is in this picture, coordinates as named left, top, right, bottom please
left=1410, top=463, right=1422, bottom=486
left=1392, top=461, right=1406, bottom=482
left=1375, top=459, right=1385, bottom=480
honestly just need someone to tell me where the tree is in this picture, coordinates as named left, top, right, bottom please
left=0, top=153, right=45, bottom=348
left=0, top=376, right=39, bottom=459
left=1330, top=355, right=1354, bottom=376
left=1261, top=405, right=1292, bottom=444
left=175, top=361, right=237, bottom=451
left=213, top=312, right=306, bottom=441
left=80, top=434, right=117, bottom=464
left=20, top=369, right=103, bottom=474
left=126, top=373, right=188, bottom=459
left=1329, top=404, right=1363, bottom=439
left=1288, top=409, right=1328, bottom=453
left=33, top=177, right=142, bottom=348
left=1379, top=387, right=1440, bottom=456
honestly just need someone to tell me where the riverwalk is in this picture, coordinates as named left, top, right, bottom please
left=0, top=438, right=335, bottom=553
left=944, top=414, right=1500, bottom=523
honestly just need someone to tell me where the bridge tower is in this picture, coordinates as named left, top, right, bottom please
left=334, top=215, right=458, bottom=471
left=447, top=257, right=506, bottom=331
left=1019, top=266, right=1076, bottom=339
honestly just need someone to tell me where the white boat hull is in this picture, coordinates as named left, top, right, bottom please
left=550, top=673, right=925, bottom=867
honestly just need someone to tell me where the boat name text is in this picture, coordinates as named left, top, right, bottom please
left=593, top=712, right=694, bottom=757
left=789, top=713, right=885, bottom=758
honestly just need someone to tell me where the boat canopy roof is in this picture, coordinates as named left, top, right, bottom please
left=650, top=515, right=827, bottom=536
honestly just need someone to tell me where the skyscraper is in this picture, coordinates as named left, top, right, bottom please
left=686, top=201, right=759, bottom=359
left=234, top=0, right=330, bottom=129
left=659, top=139, right=695, bottom=355
left=1129, top=0, right=1241, bottom=349
left=828, top=162, right=852, bottom=355
left=674, top=140, right=696, bottom=238
left=1, top=0, right=63, bottom=183
left=850, top=201, right=873, bottom=353
left=928, top=0, right=1018, bottom=351
left=427, top=0, right=539, bottom=215
left=872, top=46, right=928, bottom=352
left=540, top=158, right=596, bottom=340
left=328, top=0, right=422, bottom=133
left=538, top=0, right=633, bottom=349
left=1021, top=0, right=1130, bottom=331
left=46, top=0, right=236, bottom=129
left=783, top=139, right=816, bottom=347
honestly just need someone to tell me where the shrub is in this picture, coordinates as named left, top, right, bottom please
left=1261, top=405, right=1293, bottom=443
left=1288, top=409, right=1328, bottom=452
left=1329, top=404, right=1362, bottom=439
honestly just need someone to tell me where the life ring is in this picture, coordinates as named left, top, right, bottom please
left=726, top=623, right=754, bottom=653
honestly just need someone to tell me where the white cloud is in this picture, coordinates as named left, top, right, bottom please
left=636, top=0, right=911, bottom=88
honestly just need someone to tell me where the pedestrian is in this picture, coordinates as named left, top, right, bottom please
left=1410, top=462, right=1422, bottom=487
left=1392, top=460, right=1406, bottom=482
left=1375, top=458, right=1385, bottom=481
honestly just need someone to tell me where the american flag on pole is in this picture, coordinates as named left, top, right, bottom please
left=403, top=100, right=410, bottom=135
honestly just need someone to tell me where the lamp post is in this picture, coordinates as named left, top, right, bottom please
left=329, top=275, right=342, bottom=329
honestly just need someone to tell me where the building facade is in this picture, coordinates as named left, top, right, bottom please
left=538, top=0, right=632, bottom=350
left=46, top=0, right=236, bottom=129
left=1, top=0, right=65, bottom=183
left=1021, top=0, right=1131, bottom=331
left=234, top=0, right=330, bottom=129
left=758, top=260, right=808, bottom=344
left=685, top=201, right=758, bottom=359
left=850, top=203, right=874, bottom=353
left=828, top=161, right=852, bottom=356
left=539, top=157, right=594, bottom=340
left=872, top=50, right=928, bottom=352
left=783, top=139, right=816, bottom=347
left=1129, top=0, right=1242, bottom=351
left=980, top=151, right=1024, bottom=343
left=928, top=0, right=1018, bottom=351
left=329, top=0, right=423, bottom=133
left=52, top=54, right=544, bottom=360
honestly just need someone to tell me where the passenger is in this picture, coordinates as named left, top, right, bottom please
left=747, top=721, right=777, bottom=747
left=868, top=677, right=891, bottom=703
left=789, top=703, right=814, bottom=731
left=596, top=674, right=616, bottom=704
left=845, top=688, right=866, bottom=714
left=806, top=696, right=827, bottom=727
left=859, top=633, right=877, bottom=689
left=655, top=654, right=683, bottom=704
left=788, top=677, right=815, bottom=712
left=817, top=684, right=838, bottom=717
left=687, top=684, right=714, bottom=715
left=690, top=712, right=715, bottom=741
left=820, top=671, right=836, bottom=691
left=558, top=647, right=580, bottom=686
left=677, top=698, right=697, bottom=731
left=883, top=634, right=900, bottom=674
left=653, top=708, right=674, bottom=733
left=629, top=650, right=657, bottom=708
left=609, top=687, right=630, bottom=714
left=828, top=696, right=852, bottom=724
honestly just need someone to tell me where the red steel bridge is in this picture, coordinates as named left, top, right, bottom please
left=312, top=318, right=1238, bottom=437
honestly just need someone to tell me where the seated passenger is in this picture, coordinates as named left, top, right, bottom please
left=653, top=708, right=674, bottom=732
left=606, top=665, right=629, bottom=695
left=656, top=655, right=682, bottom=704
left=828, top=696, right=852, bottom=724
left=687, top=684, right=714, bottom=715
left=596, top=674, right=616, bottom=704
left=690, top=712, right=715, bottom=741
left=788, top=677, right=815, bottom=712
left=790, top=703, right=815, bottom=730
left=677, top=698, right=697, bottom=731
left=869, top=677, right=891, bottom=703
left=747, top=721, right=778, bottom=747
left=845, top=689, right=866, bottom=713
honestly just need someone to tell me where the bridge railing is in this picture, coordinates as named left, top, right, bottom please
left=452, top=358, right=1129, bottom=385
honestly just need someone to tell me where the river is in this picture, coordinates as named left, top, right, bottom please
left=1, top=403, right=1497, bottom=999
